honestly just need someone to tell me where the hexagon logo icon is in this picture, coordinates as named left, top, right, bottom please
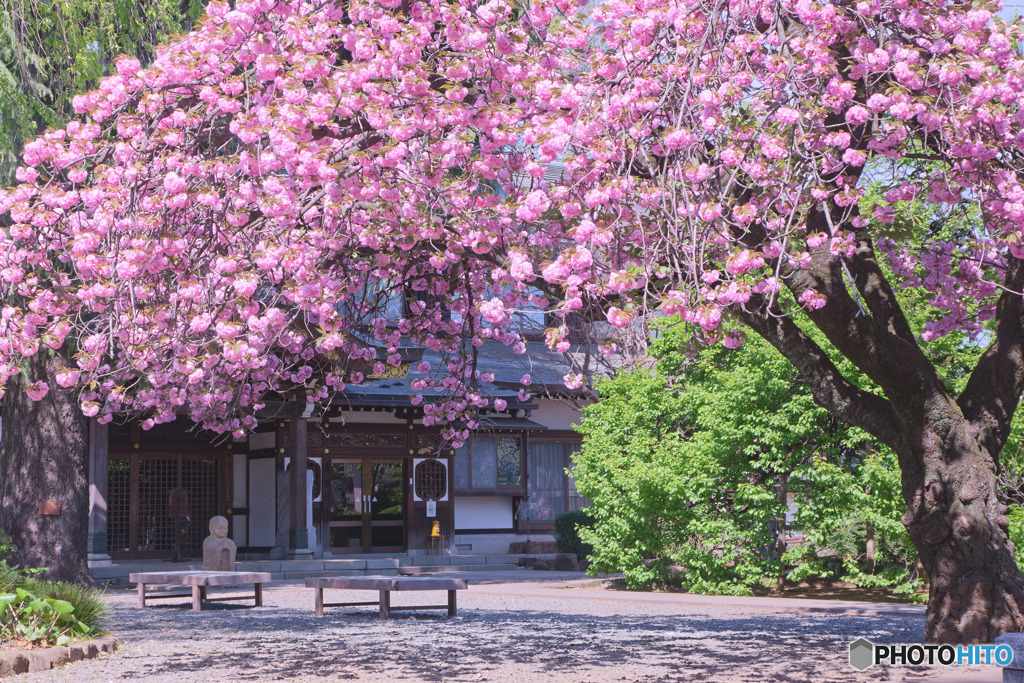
left=849, top=638, right=875, bottom=671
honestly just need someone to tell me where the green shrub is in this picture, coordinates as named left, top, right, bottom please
left=0, top=564, right=19, bottom=595
left=0, top=566, right=107, bottom=647
left=554, top=509, right=595, bottom=559
left=21, top=580, right=107, bottom=633
left=1009, top=506, right=1024, bottom=570
left=0, top=530, right=15, bottom=565
left=0, top=587, right=94, bottom=647
left=572, top=329, right=926, bottom=598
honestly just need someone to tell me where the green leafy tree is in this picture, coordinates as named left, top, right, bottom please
left=0, top=0, right=201, bottom=581
left=574, top=328, right=911, bottom=595
left=0, top=0, right=204, bottom=185
left=572, top=369, right=762, bottom=593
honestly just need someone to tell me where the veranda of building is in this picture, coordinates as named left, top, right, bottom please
left=85, top=339, right=592, bottom=565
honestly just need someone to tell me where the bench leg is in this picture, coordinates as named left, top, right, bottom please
left=255, top=583, right=263, bottom=608
left=192, top=585, right=203, bottom=612
left=315, top=587, right=324, bottom=617
left=448, top=589, right=457, bottom=617
left=378, top=589, right=390, bottom=620
left=137, top=583, right=146, bottom=609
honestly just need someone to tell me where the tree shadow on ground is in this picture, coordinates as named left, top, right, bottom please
left=106, top=601, right=935, bottom=682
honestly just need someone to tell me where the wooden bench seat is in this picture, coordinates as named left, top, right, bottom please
left=306, top=575, right=468, bottom=619
left=129, top=571, right=272, bottom=612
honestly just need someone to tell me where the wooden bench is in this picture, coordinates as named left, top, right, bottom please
left=306, top=575, right=468, bottom=619
left=129, top=571, right=272, bottom=612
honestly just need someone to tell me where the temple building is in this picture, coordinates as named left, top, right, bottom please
left=86, top=340, right=593, bottom=564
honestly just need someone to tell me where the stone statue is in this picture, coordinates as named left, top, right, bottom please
left=202, top=515, right=236, bottom=571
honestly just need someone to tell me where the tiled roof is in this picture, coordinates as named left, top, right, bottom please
left=336, top=339, right=599, bottom=406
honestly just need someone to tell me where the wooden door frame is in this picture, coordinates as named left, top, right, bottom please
left=325, top=455, right=407, bottom=554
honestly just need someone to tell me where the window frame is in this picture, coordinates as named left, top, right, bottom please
left=453, top=432, right=527, bottom=496
left=519, top=436, right=584, bottom=532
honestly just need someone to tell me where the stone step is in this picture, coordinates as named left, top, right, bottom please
left=397, top=563, right=519, bottom=575
left=398, top=565, right=471, bottom=575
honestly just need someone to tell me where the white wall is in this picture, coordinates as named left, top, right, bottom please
left=531, top=399, right=585, bottom=430
left=232, top=453, right=248, bottom=547
left=248, top=459, right=277, bottom=546
left=454, top=496, right=514, bottom=530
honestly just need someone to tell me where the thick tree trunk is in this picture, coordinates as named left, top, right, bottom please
left=0, top=353, right=91, bottom=584
left=917, top=556, right=930, bottom=595
left=775, top=472, right=788, bottom=594
left=898, top=399, right=1024, bottom=643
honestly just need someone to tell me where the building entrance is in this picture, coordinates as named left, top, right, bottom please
left=326, top=458, right=406, bottom=553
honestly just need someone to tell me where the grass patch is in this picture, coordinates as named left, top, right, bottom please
left=0, top=562, right=108, bottom=648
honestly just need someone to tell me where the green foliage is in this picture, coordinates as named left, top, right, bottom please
left=573, top=366, right=780, bottom=593
left=553, top=509, right=595, bottom=559
left=0, top=564, right=19, bottom=595
left=573, top=325, right=925, bottom=598
left=0, top=587, right=90, bottom=647
left=22, top=579, right=107, bottom=631
left=1008, top=507, right=1024, bottom=570
left=783, top=450, right=925, bottom=603
left=0, top=0, right=204, bottom=185
left=0, top=529, right=14, bottom=565
left=569, top=183, right=994, bottom=599
left=0, top=564, right=106, bottom=647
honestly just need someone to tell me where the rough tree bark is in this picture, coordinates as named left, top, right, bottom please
left=894, top=395, right=1023, bottom=643
left=775, top=472, right=788, bottom=594
left=733, top=228, right=1024, bottom=643
left=0, top=352, right=91, bottom=584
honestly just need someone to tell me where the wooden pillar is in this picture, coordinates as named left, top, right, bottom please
left=87, top=418, right=110, bottom=562
left=288, top=397, right=310, bottom=555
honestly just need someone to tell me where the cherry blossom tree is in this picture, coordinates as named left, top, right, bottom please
left=3, top=0, right=1024, bottom=642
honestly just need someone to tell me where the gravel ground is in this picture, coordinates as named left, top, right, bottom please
left=15, top=577, right=1000, bottom=683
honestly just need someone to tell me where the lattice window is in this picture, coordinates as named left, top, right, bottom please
left=107, top=459, right=132, bottom=554
left=415, top=433, right=445, bottom=454
left=329, top=432, right=405, bottom=449
left=181, top=459, right=221, bottom=552
left=136, top=458, right=178, bottom=553
left=307, top=432, right=323, bottom=448
left=414, top=459, right=447, bottom=501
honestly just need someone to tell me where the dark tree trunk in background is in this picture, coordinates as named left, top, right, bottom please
left=865, top=522, right=875, bottom=575
left=774, top=472, right=788, bottom=594
left=0, top=353, right=90, bottom=584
